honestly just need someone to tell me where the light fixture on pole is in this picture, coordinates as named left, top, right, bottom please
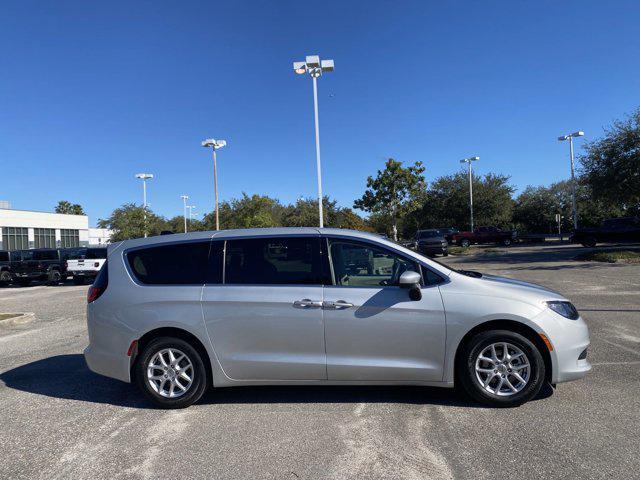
left=558, top=131, right=584, bottom=230
left=135, top=173, right=154, bottom=238
left=180, top=195, right=189, bottom=233
left=201, top=139, right=227, bottom=230
left=293, top=54, right=334, bottom=228
left=459, top=157, right=480, bottom=231
left=187, top=205, right=197, bottom=221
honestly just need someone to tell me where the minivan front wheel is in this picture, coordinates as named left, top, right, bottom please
left=135, top=337, right=208, bottom=409
left=457, top=330, right=545, bottom=407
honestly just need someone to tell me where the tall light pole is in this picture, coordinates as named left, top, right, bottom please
left=202, top=139, right=227, bottom=230
left=187, top=205, right=197, bottom=220
left=293, top=55, right=334, bottom=228
left=180, top=195, right=189, bottom=233
left=460, top=157, right=480, bottom=231
left=135, top=173, right=154, bottom=238
left=558, top=131, right=584, bottom=230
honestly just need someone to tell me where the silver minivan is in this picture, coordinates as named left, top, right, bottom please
left=84, top=228, right=591, bottom=408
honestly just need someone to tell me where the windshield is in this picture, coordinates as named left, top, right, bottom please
left=418, top=230, right=440, bottom=239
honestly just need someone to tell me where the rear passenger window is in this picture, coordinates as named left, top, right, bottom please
left=224, top=237, right=322, bottom=285
left=127, top=241, right=215, bottom=285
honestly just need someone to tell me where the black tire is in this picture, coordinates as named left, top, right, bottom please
left=73, top=276, right=86, bottom=285
left=581, top=236, right=596, bottom=248
left=48, top=269, right=61, bottom=286
left=17, top=278, right=31, bottom=287
left=457, top=330, right=545, bottom=407
left=502, top=238, right=512, bottom=247
left=0, top=270, right=11, bottom=286
left=135, top=337, right=208, bottom=409
left=442, top=251, right=449, bottom=257
left=460, top=239, right=471, bottom=248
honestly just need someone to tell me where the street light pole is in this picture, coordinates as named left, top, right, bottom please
left=202, top=139, right=227, bottom=230
left=558, top=131, right=584, bottom=230
left=135, top=173, right=154, bottom=238
left=293, top=55, right=334, bottom=228
left=180, top=195, right=189, bottom=233
left=460, top=157, right=480, bottom=231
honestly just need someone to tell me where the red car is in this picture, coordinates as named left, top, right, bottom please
left=452, top=226, right=517, bottom=247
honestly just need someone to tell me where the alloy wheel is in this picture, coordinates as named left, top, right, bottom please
left=147, top=348, right=194, bottom=398
left=474, top=342, right=530, bottom=396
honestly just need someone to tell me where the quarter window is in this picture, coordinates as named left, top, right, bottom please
left=224, top=237, right=323, bottom=285
left=127, top=241, right=216, bottom=285
left=328, top=239, right=419, bottom=287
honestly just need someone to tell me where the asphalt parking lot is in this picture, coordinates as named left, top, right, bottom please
left=1, top=243, right=638, bottom=480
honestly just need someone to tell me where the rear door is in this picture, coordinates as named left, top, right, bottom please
left=202, top=236, right=327, bottom=381
left=322, top=237, right=446, bottom=382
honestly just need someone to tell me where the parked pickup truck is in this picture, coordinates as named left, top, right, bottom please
left=0, top=250, right=12, bottom=286
left=570, top=217, right=640, bottom=247
left=10, top=248, right=75, bottom=286
left=66, top=247, right=108, bottom=284
left=452, top=226, right=517, bottom=247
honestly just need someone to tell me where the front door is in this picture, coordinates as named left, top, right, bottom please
left=323, top=238, right=446, bottom=382
left=202, top=236, right=327, bottom=381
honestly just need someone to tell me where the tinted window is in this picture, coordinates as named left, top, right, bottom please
left=33, top=250, right=58, bottom=261
left=86, top=248, right=107, bottom=259
left=127, top=241, right=214, bottom=285
left=0, top=251, right=8, bottom=262
left=418, top=230, right=440, bottom=239
left=225, top=237, right=323, bottom=285
left=328, top=239, right=418, bottom=287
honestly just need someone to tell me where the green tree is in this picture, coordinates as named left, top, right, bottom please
left=281, top=197, right=373, bottom=231
left=203, top=193, right=283, bottom=230
left=97, top=203, right=167, bottom=241
left=165, top=216, right=208, bottom=233
left=55, top=200, right=85, bottom=215
left=354, top=159, right=426, bottom=241
left=580, top=108, right=640, bottom=215
left=407, top=172, right=514, bottom=235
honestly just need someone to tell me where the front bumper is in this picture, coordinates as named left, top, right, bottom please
left=534, top=309, right=592, bottom=384
left=417, top=244, right=448, bottom=255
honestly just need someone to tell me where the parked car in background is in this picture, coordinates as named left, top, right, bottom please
left=0, top=250, right=12, bottom=285
left=85, top=228, right=590, bottom=409
left=452, top=226, right=517, bottom=247
left=415, top=229, right=448, bottom=257
left=570, top=217, right=640, bottom=247
left=436, top=227, right=459, bottom=244
left=10, top=248, right=78, bottom=286
left=66, top=247, right=108, bottom=284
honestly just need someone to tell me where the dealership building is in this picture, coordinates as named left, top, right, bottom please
left=0, top=207, right=111, bottom=251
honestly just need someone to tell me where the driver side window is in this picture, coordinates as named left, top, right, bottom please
left=328, top=239, right=418, bottom=287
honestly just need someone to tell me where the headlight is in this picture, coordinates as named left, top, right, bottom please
left=546, top=301, right=579, bottom=320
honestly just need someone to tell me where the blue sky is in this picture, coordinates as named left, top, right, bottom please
left=1, top=1, right=639, bottom=226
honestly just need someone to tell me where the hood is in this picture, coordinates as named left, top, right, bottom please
left=452, top=271, right=566, bottom=307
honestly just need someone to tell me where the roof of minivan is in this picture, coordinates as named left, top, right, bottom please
left=107, top=227, right=453, bottom=276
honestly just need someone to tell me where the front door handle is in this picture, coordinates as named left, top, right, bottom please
left=293, top=299, right=323, bottom=308
left=323, top=300, right=354, bottom=310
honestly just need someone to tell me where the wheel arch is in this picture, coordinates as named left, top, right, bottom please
left=453, top=319, right=552, bottom=384
left=131, top=327, right=213, bottom=385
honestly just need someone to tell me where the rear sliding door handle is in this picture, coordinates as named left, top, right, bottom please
left=293, top=299, right=323, bottom=308
left=323, top=300, right=354, bottom=310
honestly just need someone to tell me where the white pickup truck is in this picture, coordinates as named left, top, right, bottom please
left=66, top=247, right=108, bottom=285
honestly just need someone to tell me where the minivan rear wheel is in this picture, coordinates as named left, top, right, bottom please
left=457, top=330, right=545, bottom=407
left=135, top=337, right=208, bottom=409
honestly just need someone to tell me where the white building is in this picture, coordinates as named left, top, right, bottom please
left=0, top=208, right=91, bottom=251
left=88, top=228, right=113, bottom=245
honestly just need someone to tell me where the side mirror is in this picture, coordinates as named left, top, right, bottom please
left=399, top=270, right=422, bottom=301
